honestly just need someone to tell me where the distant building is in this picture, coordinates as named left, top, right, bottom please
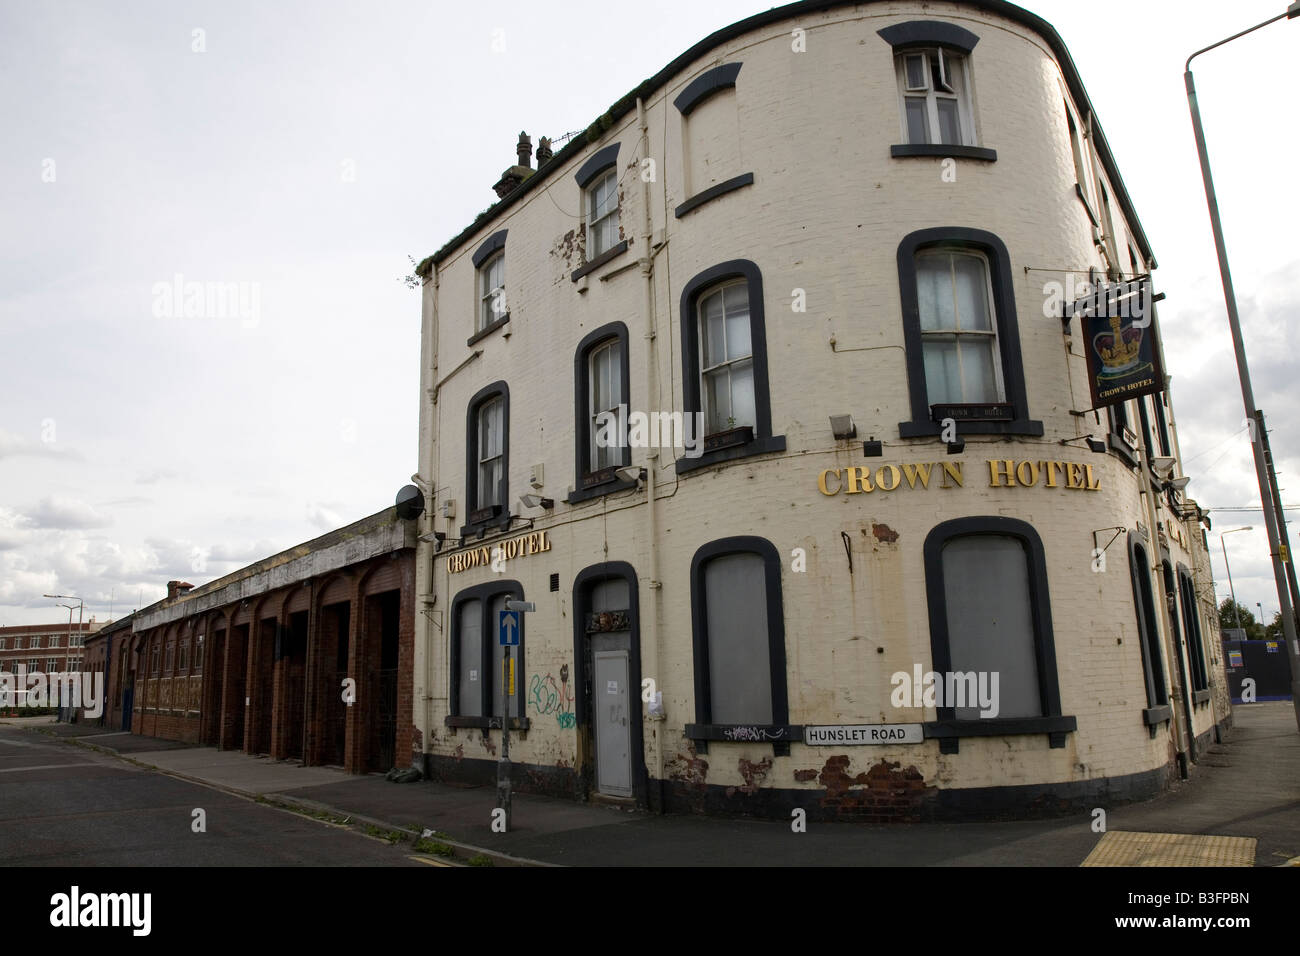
left=0, top=620, right=100, bottom=679
left=407, top=0, right=1231, bottom=820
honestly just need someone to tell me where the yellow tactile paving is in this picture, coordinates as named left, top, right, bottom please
left=1082, top=830, right=1256, bottom=867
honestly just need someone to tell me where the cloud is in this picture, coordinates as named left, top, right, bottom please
left=0, top=428, right=79, bottom=461
left=305, top=502, right=344, bottom=531
left=24, top=496, right=113, bottom=530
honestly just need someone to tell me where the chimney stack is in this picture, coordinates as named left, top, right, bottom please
left=493, top=131, right=537, bottom=199
left=167, top=580, right=195, bottom=601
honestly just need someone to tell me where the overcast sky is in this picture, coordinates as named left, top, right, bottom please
left=1, top=0, right=1296, bottom=627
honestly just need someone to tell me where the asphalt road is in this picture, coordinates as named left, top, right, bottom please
left=0, top=725, right=424, bottom=866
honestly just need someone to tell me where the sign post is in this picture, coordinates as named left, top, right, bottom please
left=496, top=600, right=532, bottom=831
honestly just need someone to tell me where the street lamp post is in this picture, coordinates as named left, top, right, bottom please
left=1219, top=528, right=1251, bottom=632
left=43, top=594, right=83, bottom=722
left=1185, top=2, right=1300, bottom=730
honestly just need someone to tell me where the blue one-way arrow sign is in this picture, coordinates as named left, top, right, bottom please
left=498, top=610, right=519, bottom=646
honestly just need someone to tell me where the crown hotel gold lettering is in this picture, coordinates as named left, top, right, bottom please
left=817, top=460, right=1101, bottom=496
left=447, top=530, right=552, bottom=574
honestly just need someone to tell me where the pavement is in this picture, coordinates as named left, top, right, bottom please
left=0, top=722, right=434, bottom=867
left=15, top=701, right=1300, bottom=867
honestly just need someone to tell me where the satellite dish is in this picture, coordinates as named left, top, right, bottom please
left=395, top=484, right=425, bottom=520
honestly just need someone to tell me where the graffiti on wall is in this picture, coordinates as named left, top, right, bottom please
left=529, top=664, right=575, bottom=729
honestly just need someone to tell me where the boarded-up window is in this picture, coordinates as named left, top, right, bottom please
left=457, top=599, right=483, bottom=717
left=940, top=535, right=1041, bottom=718
left=703, top=552, right=772, bottom=724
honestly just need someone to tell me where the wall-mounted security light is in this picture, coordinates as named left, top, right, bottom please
left=830, top=414, right=857, bottom=440
left=946, top=438, right=965, bottom=455
left=616, top=466, right=646, bottom=485
left=863, top=438, right=883, bottom=457
left=518, top=494, right=554, bottom=510
left=1151, top=457, right=1177, bottom=479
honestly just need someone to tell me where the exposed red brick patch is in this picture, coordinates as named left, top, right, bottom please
left=411, top=727, right=423, bottom=752
left=452, top=743, right=464, bottom=762
left=730, top=757, right=773, bottom=796
left=872, top=523, right=899, bottom=543
left=665, top=745, right=709, bottom=787
left=480, top=729, right=497, bottom=756
left=793, top=769, right=818, bottom=782
left=817, top=755, right=931, bottom=822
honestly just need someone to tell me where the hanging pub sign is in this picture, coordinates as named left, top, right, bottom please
left=1069, top=278, right=1164, bottom=409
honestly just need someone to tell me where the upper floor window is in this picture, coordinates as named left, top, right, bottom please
left=896, top=49, right=973, bottom=146
left=194, top=634, right=204, bottom=673
left=33, top=635, right=44, bottom=649
left=477, top=396, right=504, bottom=510
left=464, top=382, right=510, bottom=531
left=179, top=637, right=190, bottom=674
left=677, top=260, right=785, bottom=473
left=589, top=339, right=623, bottom=471
left=570, top=324, right=632, bottom=503
left=164, top=637, right=175, bottom=674
left=150, top=637, right=161, bottom=675
left=587, top=169, right=619, bottom=260
left=469, top=229, right=508, bottom=342
left=896, top=229, right=1041, bottom=438
left=478, top=251, right=505, bottom=332
left=0, top=638, right=6, bottom=650
left=915, top=249, right=1002, bottom=406
left=699, top=281, right=755, bottom=435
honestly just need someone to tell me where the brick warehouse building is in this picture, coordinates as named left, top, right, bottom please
left=407, top=0, right=1232, bottom=819
left=101, top=508, right=416, bottom=774
left=0, top=620, right=101, bottom=679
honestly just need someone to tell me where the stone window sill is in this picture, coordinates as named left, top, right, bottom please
left=891, top=144, right=997, bottom=162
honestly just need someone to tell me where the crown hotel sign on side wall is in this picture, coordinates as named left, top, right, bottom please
left=1067, top=278, right=1165, bottom=408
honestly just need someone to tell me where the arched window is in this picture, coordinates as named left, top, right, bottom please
left=897, top=229, right=1041, bottom=438
left=923, top=517, right=1071, bottom=750
left=463, top=381, right=510, bottom=534
left=688, top=537, right=789, bottom=752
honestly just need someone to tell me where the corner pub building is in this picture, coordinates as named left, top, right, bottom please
left=408, top=0, right=1232, bottom=820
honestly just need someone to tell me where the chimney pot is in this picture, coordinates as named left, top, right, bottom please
left=536, top=136, right=553, bottom=165
left=517, top=131, right=532, bottom=168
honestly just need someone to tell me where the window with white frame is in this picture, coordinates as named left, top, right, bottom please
left=0, top=638, right=6, bottom=650
left=476, top=395, right=505, bottom=510
left=915, top=249, right=1003, bottom=406
left=586, top=169, right=620, bottom=260
left=32, top=635, right=43, bottom=649
left=589, top=339, right=623, bottom=472
left=478, top=251, right=505, bottom=331
left=698, top=281, right=755, bottom=435
left=28, top=658, right=38, bottom=673
left=47, top=658, right=58, bottom=673
left=896, top=48, right=974, bottom=146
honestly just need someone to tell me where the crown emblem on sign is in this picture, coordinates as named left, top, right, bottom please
left=1094, top=314, right=1142, bottom=372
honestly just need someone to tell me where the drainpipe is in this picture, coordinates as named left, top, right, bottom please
left=420, top=262, right=441, bottom=775
left=637, top=96, right=666, bottom=810
left=1136, top=426, right=1189, bottom=777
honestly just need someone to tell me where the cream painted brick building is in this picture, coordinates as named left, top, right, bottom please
left=409, top=0, right=1230, bottom=820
